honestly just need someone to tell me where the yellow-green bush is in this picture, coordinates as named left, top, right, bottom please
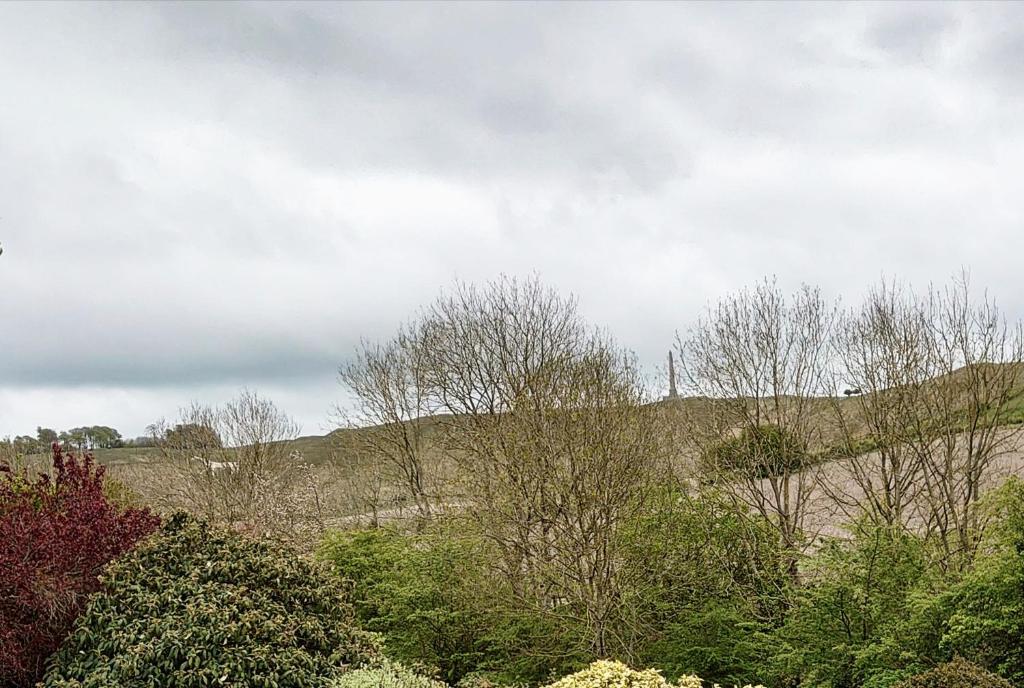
left=543, top=661, right=767, bottom=688
left=894, top=657, right=1012, bottom=688
left=333, top=658, right=448, bottom=688
left=544, top=661, right=701, bottom=688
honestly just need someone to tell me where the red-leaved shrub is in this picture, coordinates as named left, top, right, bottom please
left=0, top=444, right=160, bottom=687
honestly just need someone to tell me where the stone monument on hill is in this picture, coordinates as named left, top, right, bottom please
left=664, top=350, right=679, bottom=401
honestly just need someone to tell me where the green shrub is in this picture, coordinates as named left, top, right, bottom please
left=319, top=526, right=495, bottom=684
left=938, top=478, right=1024, bottom=684
left=43, top=512, right=375, bottom=688
left=318, top=525, right=584, bottom=686
left=894, top=657, right=1012, bottom=688
left=705, top=425, right=807, bottom=479
left=624, top=488, right=787, bottom=686
left=766, top=523, right=930, bottom=688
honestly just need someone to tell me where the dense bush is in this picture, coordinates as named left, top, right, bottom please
left=0, top=444, right=160, bottom=687
left=893, top=657, right=1012, bottom=688
left=623, top=488, right=786, bottom=686
left=705, top=425, right=808, bottom=479
left=43, top=513, right=376, bottom=688
left=765, top=524, right=930, bottom=688
left=319, top=526, right=497, bottom=684
left=938, top=479, right=1024, bottom=685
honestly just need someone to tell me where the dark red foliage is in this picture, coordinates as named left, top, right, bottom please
left=0, top=444, right=160, bottom=687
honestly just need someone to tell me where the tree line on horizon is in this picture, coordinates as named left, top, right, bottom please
left=4, top=425, right=150, bottom=455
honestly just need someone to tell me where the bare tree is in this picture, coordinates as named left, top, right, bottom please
left=830, top=275, right=1024, bottom=567
left=828, top=279, right=934, bottom=529
left=338, top=323, right=436, bottom=523
left=678, top=279, right=838, bottom=575
left=150, top=390, right=321, bottom=539
left=417, top=275, right=668, bottom=659
left=912, top=276, right=1024, bottom=566
left=329, top=427, right=397, bottom=528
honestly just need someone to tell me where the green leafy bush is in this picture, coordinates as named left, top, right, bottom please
left=43, top=513, right=375, bottom=688
left=893, top=657, right=1012, bottom=688
left=319, top=523, right=603, bottom=686
left=766, top=523, right=930, bottom=688
left=623, top=488, right=786, bottom=686
left=938, top=479, right=1024, bottom=684
left=319, top=527, right=496, bottom=684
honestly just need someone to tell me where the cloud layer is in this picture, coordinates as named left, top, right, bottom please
left=2, top=2, right=1023, bottom=437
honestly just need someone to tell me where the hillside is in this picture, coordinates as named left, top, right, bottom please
left=51, top=366, right=1024, bottom=472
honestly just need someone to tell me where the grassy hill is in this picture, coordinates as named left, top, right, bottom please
left=58, top=371, right=1024, bottom=471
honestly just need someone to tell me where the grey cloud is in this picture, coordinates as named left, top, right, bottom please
left=868, top=6, right=958, bottom=65
left=122, top=2, right=691, bottom=190
left=1, top=2, right=1024, bottom=437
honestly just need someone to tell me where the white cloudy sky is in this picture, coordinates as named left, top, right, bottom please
left=1, top=1, right=1023, bottom=439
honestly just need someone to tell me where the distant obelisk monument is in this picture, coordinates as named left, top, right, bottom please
left=665, top=351, right=679, bottom=401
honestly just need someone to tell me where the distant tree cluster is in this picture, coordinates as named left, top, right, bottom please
left=5, top=426, right=138, bottom=456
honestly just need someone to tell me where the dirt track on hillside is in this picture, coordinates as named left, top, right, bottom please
left=795, top=428, right=1024, bottom=540
left=326, top=429, right=1024, bottom=539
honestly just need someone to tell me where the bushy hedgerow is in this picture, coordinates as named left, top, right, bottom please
left=332, top=658, right=448, bottom=688
left=0, top=444, right=160, bottom=687
left=42, top=512, right=376, bottom=688
left=894, top=657, right=1013, bottom=688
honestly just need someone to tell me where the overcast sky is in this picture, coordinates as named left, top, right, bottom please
left=2, top=1, right=1023, bottom=439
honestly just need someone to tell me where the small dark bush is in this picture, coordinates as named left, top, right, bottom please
left=43, top=512, right=376, bottom=688
left=0, top=444, right=160, bottom=687
left=705, top=424, right=807, bottom=479
left=895, top=657, right=1013, bottom=688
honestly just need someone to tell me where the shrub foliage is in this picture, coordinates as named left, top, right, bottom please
left=543, top=661, right=703, bottom=688
left=705, top=424, right=808, bottom=479
left=0, top=444, right=159, bottom=687
left=894, top=657, right=1013, bottom=688
left=318, top=527, right=495, bottom=684
left=43, top=513, right=375, bottom=688
left=331, top=658, right=448, bottom=688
